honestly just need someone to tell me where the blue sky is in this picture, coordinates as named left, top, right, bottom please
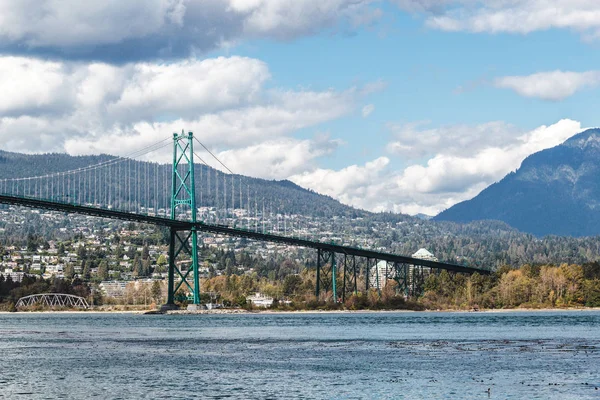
left=0, top=1, right=598, bottom=215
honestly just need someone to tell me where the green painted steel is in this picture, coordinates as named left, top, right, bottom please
left=316, top=248, right=321, bottom=298
left=168, top=131, right=201, bottom=306
left=331, top=253, right=337, bottom=303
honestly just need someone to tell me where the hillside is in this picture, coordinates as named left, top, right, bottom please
left=6, top=149, right=600, bottom=269
left=435, top=128, right=600, bottom=237
left=0, top=150, right=380, bottom=221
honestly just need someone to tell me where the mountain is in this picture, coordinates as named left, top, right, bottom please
left=435, top=128, right=600, bottom=237
left=10, top=149, right=600, bottom=268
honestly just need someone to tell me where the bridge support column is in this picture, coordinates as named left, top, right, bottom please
left=342, top=254, right=357, bottom=302
left=163, top=226, right=200, bottom=310
left=315, top=249, right=336, bottom=302
left=411, top=265, right=426, bottom=298
left=166, top=227, right=176, bottom=306
left=391, top=262, right=410, bottom=298
left=365, top=258, right=377, bottom=293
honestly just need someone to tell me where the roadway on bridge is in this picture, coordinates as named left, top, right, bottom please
left=0, top=193, right=490, bottom=275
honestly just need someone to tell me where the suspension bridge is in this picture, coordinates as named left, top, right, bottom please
left=0, top=131, right=489, bottom=309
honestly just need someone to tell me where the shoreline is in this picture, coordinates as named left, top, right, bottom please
left=2, top=307, right=600, bottom=315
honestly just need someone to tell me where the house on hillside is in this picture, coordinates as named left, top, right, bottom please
left=411, top=248, right=438, bottom=262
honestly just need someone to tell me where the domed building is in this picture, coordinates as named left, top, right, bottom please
left=411, top=248, right=438, bottom=262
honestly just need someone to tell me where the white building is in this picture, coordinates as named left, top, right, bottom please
left=369, top=260, right=389, bottom=289
left=246, top=292, right=274, bottom=308
left=99, top=281, right=128, bottom=298
left=1, top=272, right=30, bottom=282
left=46, top=264, right=64, bottom=275
left=411, top=248, right=438, bottom=262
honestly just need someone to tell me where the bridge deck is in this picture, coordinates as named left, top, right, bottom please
left=0, top=194, right=489, bottom=275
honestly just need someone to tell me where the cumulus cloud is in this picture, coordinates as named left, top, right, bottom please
left=292, top=119, right=583, bottom=215
left=61, top=88, right=358, bottom=159
left=362, top=104, right=375, bottom=117
left=291, top=157, right=392, bottom=210
left=386, top=120, right=521, bottom=158
left=0, top=55, right=369, bottom=162
left=394, top=1, right=600, bottom=39
left=215, top=136, right=343, bottom=179
left=0, top=0, right=379, bottom=62
left=494, top=70, right=600, bottom=100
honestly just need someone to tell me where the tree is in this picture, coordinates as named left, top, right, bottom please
left=133, top=255, right=142, bottom=277
left=156, top=254, right=167, bottom=273
left=26, top=234, right=38, bottom=252
left=64, top=263, right=75, bottom=279
left=283, top=275, right=303, bottom=297
left=142, top=244, right=150, bottom=260
left=97, top=261, right=109, bottom=281
left=77, top=245, right=87, bottom=260
left=127, top=245, right=137, bottom=260
left=82, top=261, right=90, bottom=280
left=151, top=280, right=162, bottom=303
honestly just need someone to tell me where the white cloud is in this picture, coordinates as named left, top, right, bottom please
left=0, top=57, right=71, bottom=116
left=291, top=157, right=391, bottom=211
left=292, top=119, right=583, bottom=215
left=216, top=136, right=342, bottom=179
left=107, top=57, right=271, bottom=121
left=0, top=55, right=363, bottom=158
left=0, top=0, right=379, bottom=61
left=386, top=120, right=521, bottom=159
left=362, top=104, right=375, bottom=117
left=494, top=70, right=600, bottom=100
left=395, top=1, right=600, bottom=39
left=61, top=88, right=358, bottom=159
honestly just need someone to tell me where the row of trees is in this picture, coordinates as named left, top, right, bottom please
left=0, top=275, right=96, bottom=310
left=2, top=261, right=600, bottom=311
left=196, top=261, right=600, bottom=310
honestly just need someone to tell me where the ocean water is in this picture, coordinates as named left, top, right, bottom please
left=1, top=311, right=599, bottom=399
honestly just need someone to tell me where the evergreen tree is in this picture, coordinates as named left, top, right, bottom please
left=151, top=280, right=162, bottom=303
left=77, top=245, right=87, bottom=260
left=97, top=261, right=109, bottom=281
left=133, top=255, right=143, bottom=277
left=82, top=261, right=90, bottom=280
left=142, top=244, right=150, bottom=260
left=64, top=263, right=75, bottom=279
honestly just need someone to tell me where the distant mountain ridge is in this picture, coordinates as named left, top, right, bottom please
left=435, top=128, right=600, bottom=237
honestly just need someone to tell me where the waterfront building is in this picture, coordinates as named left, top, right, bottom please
left=246, top=292, right=274, bottom=308
left=99, top=281, right=128, bottom=298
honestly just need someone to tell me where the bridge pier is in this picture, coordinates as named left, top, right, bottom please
left=316, top=249, right=336, bottom=302
left=341, top=254, right=358, bottom=302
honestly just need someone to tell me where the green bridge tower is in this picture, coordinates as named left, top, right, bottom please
left=164, top=131, right=201, bottom=310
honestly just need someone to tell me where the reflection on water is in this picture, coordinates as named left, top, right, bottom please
left=1, top=311, right=599, bottom=399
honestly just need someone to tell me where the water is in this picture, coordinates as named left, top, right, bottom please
left=1, top=311, right=600, bottom=399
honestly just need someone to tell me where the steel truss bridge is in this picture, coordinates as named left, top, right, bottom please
left=0, top=132, right=489, bottom=308
left=15, top=293, right=90, bottom=309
